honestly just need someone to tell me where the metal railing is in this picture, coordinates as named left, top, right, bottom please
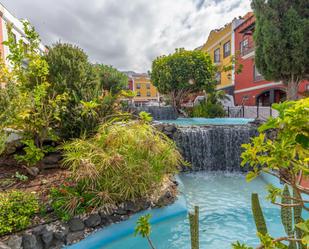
left=241, top=40, right=255, bottom=56
left=226, top=105, right=278, bottom=120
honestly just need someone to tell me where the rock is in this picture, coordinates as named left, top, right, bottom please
left=123, top=201, right=139, bottom=213
left=7, top=235, right=22, bottom=249
left=66, top=232, right=84, bottom=245
left=5, top=139, right=23, bottom=155
left=84, top=214, right=101, bottom=228
left=164, top=125, right=176, bottom=133
left=48, top=243, right=63, bottom=249
left=0, top=242, right=11, bottom=249
left=100, top=215, right=111, bottom=226
left=42, top=153, right=61, bottom=165
left=68, top=218, right=85, bottom=232
left=108, top=214, right=123, bottom=223
left=137, top=199, right=151, bottom=210
left=26, top=167, right=40, bottom=176
left=54, top=225, right=69, bottom=242
left=22, top=234, right=42, bottom=249
left=157, top=190, right=175, bottom=207
left=114, top=206, right=127, bottom=215
left=32, top=225, right=46, bottom=236
left=154, top=124, right=164, bottom=132
left=41, top=153, right=61, bottom=169
left=41, top=231, right=53, bottom=248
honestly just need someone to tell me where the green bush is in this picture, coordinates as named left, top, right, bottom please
left=0, top=191, right=39, bottom=235
left=190, top=101, right=226, bottom=118
left=50, top=184, right=96, bottom=221
left=54, top=119, right=183, bottom=218
left=45, top=43, right=119, bottom=139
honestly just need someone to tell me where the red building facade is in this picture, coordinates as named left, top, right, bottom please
left=234, top=12, right=308, bottom=106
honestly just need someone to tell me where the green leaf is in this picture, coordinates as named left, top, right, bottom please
left=295, top=134, right=309, bottom=149
left=301, top=235, right=309, bottom=245
left=246, top=171, right=258, bottom=182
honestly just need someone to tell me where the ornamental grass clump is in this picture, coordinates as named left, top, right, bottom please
left=61, top=120, right=183, bottom=207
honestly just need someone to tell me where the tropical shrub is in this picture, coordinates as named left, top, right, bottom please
left=190, top=90, right=227, bottom=118
left=233, top=98, right=309, bottom=248
left=52, top=118, right=183, bottom=218
left=45, top=43, right=122, bottom=139
left=0, top=21, right=67, bottom=166
left=50, top=183, right=96, bottom=221
left=0, top=190, right=39, bottom=235
left=190, top=101, right=226, bottom=118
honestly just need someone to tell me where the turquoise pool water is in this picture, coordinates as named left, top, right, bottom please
left=102, top=172, right=283, bottom=249
left=159, top=118, right=254, bottom=126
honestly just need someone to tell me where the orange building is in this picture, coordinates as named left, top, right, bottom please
left=127, top=72, right=159, bottom=105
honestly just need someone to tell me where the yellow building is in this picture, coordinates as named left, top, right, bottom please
left=130, top=73, right=159, bottom=105
left=201, top=18, right=243, bottom=94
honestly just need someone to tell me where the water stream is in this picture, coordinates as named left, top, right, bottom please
left=174, top=125, right=258, bottom=171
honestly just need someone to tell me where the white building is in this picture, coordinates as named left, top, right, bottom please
left=0, top=3, right=45, bottom=67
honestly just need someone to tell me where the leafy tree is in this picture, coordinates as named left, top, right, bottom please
left=234, top=98, right=309, bottom=248
left=252, top=0, right=309, bottom=100
left=45, top=43, right=98, bottom=97
left=45, top=43, right=116, bottom=138
left=93, top=64, right=128, bottom=94
left=151, top=48, right=216, bottom=111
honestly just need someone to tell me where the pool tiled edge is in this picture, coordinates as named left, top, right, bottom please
left=66, top=195, right=188, bottom=249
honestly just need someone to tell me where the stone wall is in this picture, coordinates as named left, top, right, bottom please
left=0, top=179, right=178, bottom=249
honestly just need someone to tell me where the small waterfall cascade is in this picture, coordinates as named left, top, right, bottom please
left=135, top=106, right=178, bottom=120
left=173, top=125, right=258, bottom=171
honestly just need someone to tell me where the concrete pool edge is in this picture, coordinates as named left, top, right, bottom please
left=66, top=195, right=188, bottom=249
left=157, top=117, right=255, bottom=126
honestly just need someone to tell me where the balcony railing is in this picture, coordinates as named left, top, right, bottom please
left=241, top=40, right=255, bottom=57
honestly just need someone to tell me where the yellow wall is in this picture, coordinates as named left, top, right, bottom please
left=201, top=23, right=233, bottom=90
left=132, top=74, right=158, bottom=102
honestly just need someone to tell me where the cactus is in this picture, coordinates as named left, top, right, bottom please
left=189, top=206, right=199, bottom=249
left=293, top=189, right=305, bottom=249
left=251, top=193, right=268, bottom=236
left=281, top=185, right=293, bottom=236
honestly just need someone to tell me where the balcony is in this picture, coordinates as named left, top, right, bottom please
left=241, top=40, right=255, bottom=59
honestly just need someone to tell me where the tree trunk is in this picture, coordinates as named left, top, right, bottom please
left=286, top=77, right=300, bottom=100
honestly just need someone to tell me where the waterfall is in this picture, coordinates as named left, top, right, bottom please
left=135, top=106, right=178, bottom=120
left=173, top=125, right=258, bottom=171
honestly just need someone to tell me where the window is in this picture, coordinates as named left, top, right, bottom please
left=137, top=91, right=141, bottom=96
left=146, top=83, right=151, bottom=89
left=136, top=83, right=141, bottom=89
left=215, top=72, right=221, bottom=84
left=253, top=65, right=263, bottom=81
left=240, top=39, right=248, bottom=54
left=147, top=91, right=151, bottom=97
left=223, top=41, right=231, bottom=58
left=214, top=48, right=220, bottom=63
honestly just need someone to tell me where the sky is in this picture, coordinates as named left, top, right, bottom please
left=1, top=0, right=251, bottom=72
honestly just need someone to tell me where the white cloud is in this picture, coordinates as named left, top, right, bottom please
left=1, top=0, right=251, bottom=72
